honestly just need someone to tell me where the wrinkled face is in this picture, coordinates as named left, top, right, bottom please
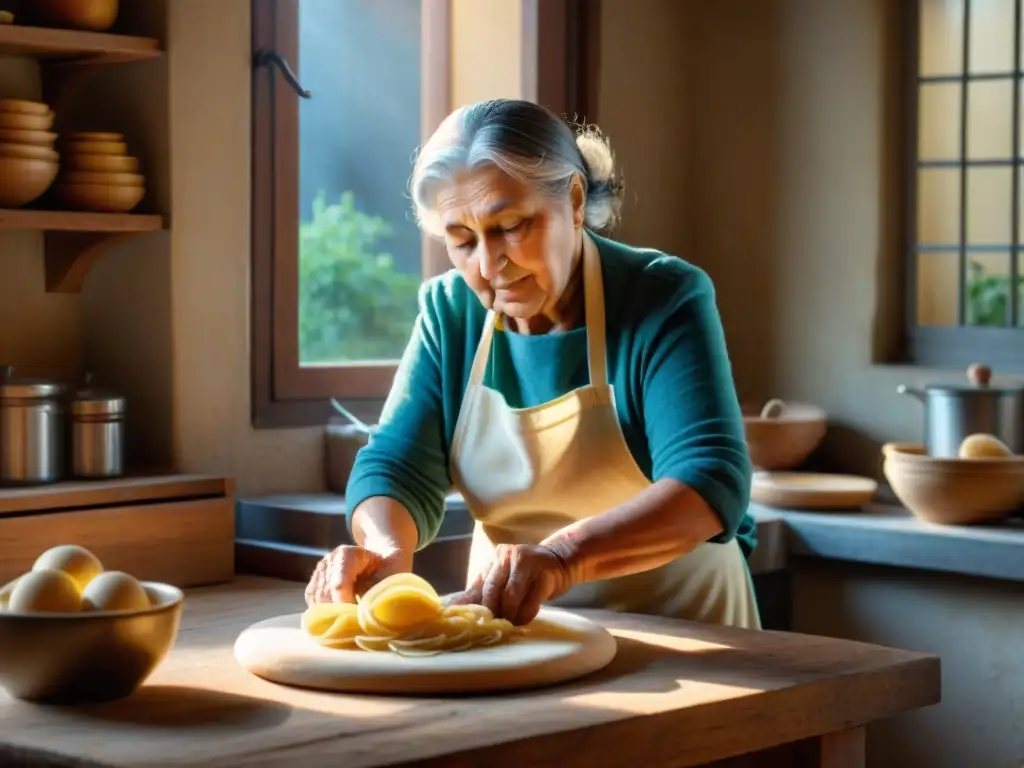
left=436, top=164, right=584, bottom=319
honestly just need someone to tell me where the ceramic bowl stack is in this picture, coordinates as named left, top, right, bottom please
left=0, top=100, right=59, bottom=208
left=882, top=441, right=1024, bottom=525
left=54, top=132, right=145, bottom=213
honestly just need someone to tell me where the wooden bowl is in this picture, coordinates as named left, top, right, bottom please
left=29, top=0, right=119, bottom=32
left=0, top=582, right=181, bottom=703
left=65, top=131, right=123, bottom=143
left=54, top=181, right=144, bottom=213
left=742, top=401, right=828, bottom=470
left=0, top=111, right=53, bottom=131
left=64, top=153, right=138, bottom=173
left=0, top=129, right=57, bottom=147
left=0, top=99, right=50, bottom=117
left=0, top=157, right=59, bottom=207
left=60, top=170, right=144, bottom=187
left=63, top=139, right=127, bottom=156
left=882, top=442, right=1024, bottom=525
left=0, top=143, right=59, bottom=162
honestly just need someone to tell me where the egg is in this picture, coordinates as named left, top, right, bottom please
left=0, top=574, right=23, bottom=609
left=958, top=433, right=1014, bottom=459
left=32, top=545, right=104, bottom=591
left=81, top=571, right=150, bottom=612
left=8, top=569, right=82, bottom=613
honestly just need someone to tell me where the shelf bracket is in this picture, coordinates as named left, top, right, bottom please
left=44, top=231, right=142, bottom=293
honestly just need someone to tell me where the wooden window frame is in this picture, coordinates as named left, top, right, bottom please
left=904, top=0, right=1024, bottom=370
left=252, top=0, right=602, bottom=429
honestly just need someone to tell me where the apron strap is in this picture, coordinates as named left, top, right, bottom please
left=467, top=310, right=498, bottom=387
left=581, top=232, right=608, bottom=386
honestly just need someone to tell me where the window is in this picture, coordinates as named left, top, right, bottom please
left=908, top=0, right=1024, bottom=368
left=252, top=0, right=602, bottom=428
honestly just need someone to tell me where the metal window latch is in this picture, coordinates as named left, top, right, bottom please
left=253, top=49, right=312, bottom=99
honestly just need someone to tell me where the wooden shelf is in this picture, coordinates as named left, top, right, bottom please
left=0, top=26, right=167, bottom=291
left=0, top=474, right=231, bottom=517
left=0, top=209, right=164, bottom=293
left=0, top=24, right=160, bottom=62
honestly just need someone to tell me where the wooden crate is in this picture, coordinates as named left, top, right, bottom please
left=0, top=475, right=235, bottom=588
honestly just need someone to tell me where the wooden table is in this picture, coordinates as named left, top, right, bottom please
left=0, top=576, right=940, bottom=767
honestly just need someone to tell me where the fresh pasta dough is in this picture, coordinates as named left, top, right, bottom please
left=302, top=572, right=565, bottom=657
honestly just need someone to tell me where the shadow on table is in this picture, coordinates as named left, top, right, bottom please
left=62, top=685, right=292, bottom=729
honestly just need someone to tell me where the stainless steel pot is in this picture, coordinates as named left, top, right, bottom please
left=70, top=386, right=125, bottom=479
left=0, top=366, right=64, bottom=485
left=897, top=364, right=1024, bottom=458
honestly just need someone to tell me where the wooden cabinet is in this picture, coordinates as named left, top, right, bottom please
left=0, top=475, right=235, bottom=588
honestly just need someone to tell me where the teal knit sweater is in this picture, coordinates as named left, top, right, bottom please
left=346, top=231, right=756, bottom=557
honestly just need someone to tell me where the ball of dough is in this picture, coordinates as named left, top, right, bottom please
left=760, top=398, right=787, bottom=419
left=958, top=433, right=1013, bottom=459
left=9, top=569, right=82, bottom=613
left=81, top=571, right=150, bottom=612
left=32, top=545, right=104, bottom=591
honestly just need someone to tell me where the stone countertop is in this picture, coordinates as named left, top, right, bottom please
left=749, top=503, right=1024, bottom=583
left=235, top=493, right=1024, bottom=584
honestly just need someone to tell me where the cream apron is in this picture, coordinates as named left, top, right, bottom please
left=448, top=234, right=761, bottom=629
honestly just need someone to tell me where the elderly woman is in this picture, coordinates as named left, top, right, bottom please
left=306, top=98, right=760, bottom=629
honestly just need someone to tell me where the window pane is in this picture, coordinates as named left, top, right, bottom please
left=919, top=83, right=962, bottom=160
left=916, top=251, right=959, bottom=325
left=917, top=168, right=961, bottom=243
left=965, top=252, right=1012, bottom=325
left=297, top=0, right=423, bottom=366
left=920, top=0, right=964, bottom=76
left=966, top=166, right=1012, bottom=243
left=967, top=80, right=1013, bottom=159
left=970, top=0, right=1015, bottom=73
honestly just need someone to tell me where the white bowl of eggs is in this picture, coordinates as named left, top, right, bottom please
left=0, top=544, right=183, bottom=703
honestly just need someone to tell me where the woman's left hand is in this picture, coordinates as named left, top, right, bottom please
left=445, top=543, right=575, bottom=625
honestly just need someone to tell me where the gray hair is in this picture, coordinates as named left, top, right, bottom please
left=410, top=99, right=625, bottom=238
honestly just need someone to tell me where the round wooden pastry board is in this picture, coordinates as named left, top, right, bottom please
left=234, top=606, right=618, bottom=695
left=751, top=471, right=878, bottom=510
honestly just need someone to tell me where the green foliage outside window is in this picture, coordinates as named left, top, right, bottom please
left=298, top=191, right=421, bottom=363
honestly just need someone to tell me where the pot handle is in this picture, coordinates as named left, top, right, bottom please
left=896, top=384, right=924, bottom=402
left=966, top=363, right=992, bottom=387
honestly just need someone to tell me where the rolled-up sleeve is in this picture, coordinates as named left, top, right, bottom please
left=639, top=264, right=752, bottom=542
left=345, top=280, right=452, bottom=550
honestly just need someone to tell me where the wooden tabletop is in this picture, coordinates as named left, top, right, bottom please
left=0, top=576, right=940, bottom=768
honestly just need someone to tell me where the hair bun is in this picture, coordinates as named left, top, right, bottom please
left=576, top=130, right=615, bottom=184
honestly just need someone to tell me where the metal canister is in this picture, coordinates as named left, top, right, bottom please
left=897, top=363, right=1024, bottom=457
left=0, top=366, right=64, bottom=485
left=70, top=388, right=125, bottom=479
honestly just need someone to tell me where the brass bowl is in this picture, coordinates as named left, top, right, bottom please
left=0, top=156, right=59, bottom=207
left=0, top=111, right=54, bottom=131
left=0, top=142, right=59, bottom=162
left=0, top=99, right=50, bottom=116
left=54, top=181, right=145, bottom=213
left=0, top=582, right=182, bottom=703
left=0, top=129, right=57, bottom=147
left=64, top=152, right=139, bottom=173
left=64, top=139, right=127, bottom=156
left=882, top=442, right=1024, bottom=525
left=742, top=401, right=828, bottom=470
left=30, top=0, right=120, bottom=32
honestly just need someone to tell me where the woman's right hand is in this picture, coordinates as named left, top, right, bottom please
left=304, top=545, right=413, bottom=605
